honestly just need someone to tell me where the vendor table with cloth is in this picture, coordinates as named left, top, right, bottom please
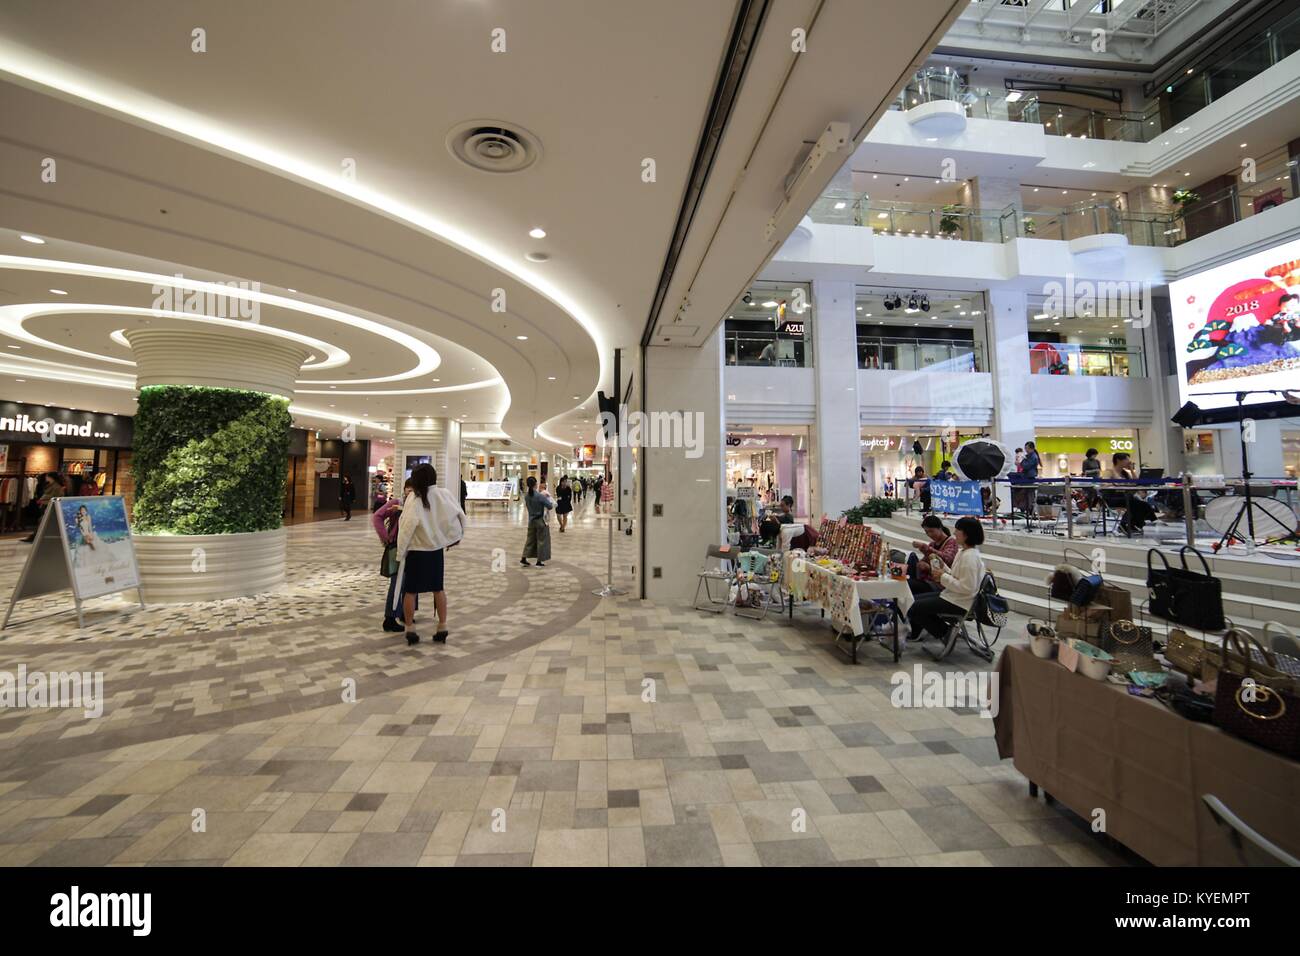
left=783, top=554, right=913, bottom=662
left=994, top=644, right=1300, bottom=866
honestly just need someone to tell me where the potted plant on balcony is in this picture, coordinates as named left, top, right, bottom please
left=1022, top=216, right=1036, bottom=236
left=939, top=205, right=963, bottom=239
left=1172, top=188, right=1201, bottom=208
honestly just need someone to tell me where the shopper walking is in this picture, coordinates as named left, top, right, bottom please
left=520, top=475, right=554, bottom=567
left=555, top=475, right=573, bottom=532
left=906, top=516, right=986, bottom=640
left=592, top=474, right=603, bottom=514
left=373, top=480, right=413, bottom=633
left=340, top=475, right=357, bottom=521
left=393, top=464, right=466, bottom=646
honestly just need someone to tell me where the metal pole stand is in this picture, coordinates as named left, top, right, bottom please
left=592, top=512, right=628, bottom=597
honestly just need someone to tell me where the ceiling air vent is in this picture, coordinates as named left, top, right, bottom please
left=446, top=121, right=542, bottom=174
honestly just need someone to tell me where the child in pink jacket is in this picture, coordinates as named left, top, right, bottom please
left=374, top=483, right=412, bottom=632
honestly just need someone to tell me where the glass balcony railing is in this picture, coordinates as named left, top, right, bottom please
left=809, top=155, right=1299, bottom=250
left=892, top=18, right=1300, bottom=144
left=807, top=191, right=1018, bottom=243
left=724, top=329, right=810, bottom=368
left=858, top=337, right=985, bottom=373
left=1028, top=343, right=1146, bottom=378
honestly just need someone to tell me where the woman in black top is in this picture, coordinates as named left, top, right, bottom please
left=340, top=476, right=356, bottom=521
left=555, top=476, right=573, bottom=532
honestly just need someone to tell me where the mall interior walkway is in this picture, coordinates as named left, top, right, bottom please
left=0, top=499, right=1129, bottom=867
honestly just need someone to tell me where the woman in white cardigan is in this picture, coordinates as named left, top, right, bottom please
left=906, top=515, right=986, bottom=641
left=394, top=463, right=467, bottom=646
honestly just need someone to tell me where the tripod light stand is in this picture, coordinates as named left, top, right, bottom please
left=1192, top=390, right=1300, bottom=554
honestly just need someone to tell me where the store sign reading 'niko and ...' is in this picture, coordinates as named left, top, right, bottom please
left=0, top=403, right=133, bottom=449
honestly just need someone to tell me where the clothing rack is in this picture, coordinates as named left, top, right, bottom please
left=0, top=463, right=34, bottom=532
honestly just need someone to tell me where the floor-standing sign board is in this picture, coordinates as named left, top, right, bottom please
left=2, top=496, right=145, bottom=631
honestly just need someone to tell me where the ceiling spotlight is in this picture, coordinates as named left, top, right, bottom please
left=49, top=289, right=67, bottom=295
left=761, top=300, right=778, bottom=308
left=547, top=375, right=556, bottom=380
left=742, top=292, right=752, bottom=304
left=920, top=295, right=930, bottom=313
left=19, top=235, right=44, bottom=244
left=516, top=334, right=528, bottom=340
left=529, top=227, right=546, bottom=239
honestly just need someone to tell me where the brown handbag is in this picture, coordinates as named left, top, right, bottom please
left=1212, top=630, right=1300, bottom=758
left=1101, top=619, right=1158, bottom=674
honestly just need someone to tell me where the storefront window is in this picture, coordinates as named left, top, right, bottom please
left=724, top=281, right=812, bottom=368
left=856, top=288, right=988, bottom=373
left=1033, top=434, right=1141, bottom=478
left=725, top=426, right=811, bottom=520
left=858, top=429, right=983, bottom=501
left=1026, top=295, right=1146, bottom=377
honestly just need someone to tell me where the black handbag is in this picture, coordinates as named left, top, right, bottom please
left=1146, top=546, right=1224, bottom=631
left=380, top=544, right=398, bottom=578
left=974, top=572, right=1009, bottom=628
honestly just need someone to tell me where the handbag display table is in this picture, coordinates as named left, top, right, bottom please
left=783, top=555, right=914, bottom=663
left=994, top=644, right=1300, bottom=866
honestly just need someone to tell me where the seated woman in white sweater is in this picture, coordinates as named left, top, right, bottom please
left=905, top=515, right=986, bottom=640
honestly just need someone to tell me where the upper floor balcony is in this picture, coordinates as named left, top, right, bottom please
left=892, top=11, right=1300, bottom=143
left=808, top=152, right=1300, bottom=248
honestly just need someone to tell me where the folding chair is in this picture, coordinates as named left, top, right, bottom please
left=693, top=544, right=735, bottom=614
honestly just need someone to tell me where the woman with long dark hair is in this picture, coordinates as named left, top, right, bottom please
left=555, top=475, right=573, bottom=532
left=520, top=475, right=554, bottom=567
left=393, top=464, right=466, bottom=646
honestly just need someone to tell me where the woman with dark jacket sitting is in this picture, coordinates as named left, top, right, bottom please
left=906, top=514, right=959, bottom=596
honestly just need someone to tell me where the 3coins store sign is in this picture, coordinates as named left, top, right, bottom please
left=0, top=402, right=132, bottom=449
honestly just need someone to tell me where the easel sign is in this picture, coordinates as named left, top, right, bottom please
left=2, top=496, right=146, bottom=632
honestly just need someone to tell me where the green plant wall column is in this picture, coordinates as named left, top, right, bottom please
left=132, top=385, right=292, bottom=535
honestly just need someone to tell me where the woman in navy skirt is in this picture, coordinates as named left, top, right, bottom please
left=394, top=463, right=467, bottom=646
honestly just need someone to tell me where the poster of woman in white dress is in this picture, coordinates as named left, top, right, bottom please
left=57, top=496, right=140, bottom=600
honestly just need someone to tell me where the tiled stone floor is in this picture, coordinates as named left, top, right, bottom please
left=0, top=500, right=1130, bottom=866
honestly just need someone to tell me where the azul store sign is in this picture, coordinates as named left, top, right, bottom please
left=0, top=403, right=133, bottom=449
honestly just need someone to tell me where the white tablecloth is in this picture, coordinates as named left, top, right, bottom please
left=785, top=556, right=914, bottom=635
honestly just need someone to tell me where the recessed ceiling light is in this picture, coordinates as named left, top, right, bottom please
left=833, top=201, right=846, bottom=210
left=547, top=375, right=556, bottom=380
left=572, top=395, right=580, bottom=400
left=15, top=379, right=24, bottom=382
left=529, top=227, right=546, bottom=239
left=19, top=235, right=44, bottom=244
left=7, top=345, right=20, bottom=349
left=48, top=288, right=67, bottom=295
left=287, top=288, right=297, bottom=293
left=516, top=334, right=528, bottom=340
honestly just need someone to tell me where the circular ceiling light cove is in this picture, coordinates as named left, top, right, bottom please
left=446, top=121, right=543, bottom=174
left=0, top=257, right=441, bottom=385
left=0, top=61, right=608, bottom=382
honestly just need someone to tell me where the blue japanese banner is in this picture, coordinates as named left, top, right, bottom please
left=930, top=480, right=983, bottom=516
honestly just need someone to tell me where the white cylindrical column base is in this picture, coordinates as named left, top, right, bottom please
left=125, top=327, right=310, bottom=400
left=134, top=529, right=287, bottom=604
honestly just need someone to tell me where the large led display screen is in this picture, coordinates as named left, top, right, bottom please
left=1169, top=237, right=1300, bottom=411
